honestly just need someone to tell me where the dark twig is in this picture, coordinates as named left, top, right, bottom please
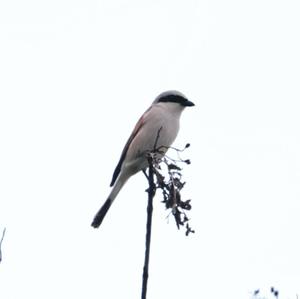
left=0, top=227, right=6, bottom=264
left=141, top=127, right=162, bottom=299
left=141, top=151, right=156, bottom=299
left=141, top=132, right=193, bottom=299
left=153, top=126, right=162, bottom=150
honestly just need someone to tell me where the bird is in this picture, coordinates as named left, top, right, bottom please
left=91, top=90, right=195, bottom=228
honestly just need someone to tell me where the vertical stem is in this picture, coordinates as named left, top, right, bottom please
left=141, top=157, right=155, bottom=299
left=0, top=227, right=6, bottom=263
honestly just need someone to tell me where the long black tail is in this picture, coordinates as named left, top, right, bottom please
left=91, top=198, right=113, bottom=228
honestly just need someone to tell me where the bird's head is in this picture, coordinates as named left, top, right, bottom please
left=153, top=90, right=195, bottom=108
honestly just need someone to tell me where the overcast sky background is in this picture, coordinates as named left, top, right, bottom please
left=1, top=0, right=300, bottom=298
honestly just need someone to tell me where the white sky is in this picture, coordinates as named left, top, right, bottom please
left=1, top=0, right=300, bottom=298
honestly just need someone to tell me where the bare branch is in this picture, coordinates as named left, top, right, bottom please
left=141, top=128, right=194, bottom=299
left=0, top=227, right=6, bottom=264
left=141, top=153, right=155, bottom=299
left=153, top=126, right=163, bottom=150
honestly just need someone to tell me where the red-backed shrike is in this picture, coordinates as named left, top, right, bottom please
left=91, top=90, right=194, bottom=228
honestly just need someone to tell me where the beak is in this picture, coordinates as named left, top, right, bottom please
left=184, top=100, right=195, bottom=107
